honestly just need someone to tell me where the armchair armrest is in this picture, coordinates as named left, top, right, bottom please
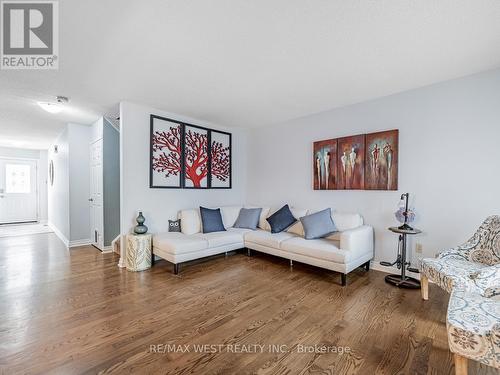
left=469, top=264, right=500, bottom=292
left=340, top=225, right=374, bottom=259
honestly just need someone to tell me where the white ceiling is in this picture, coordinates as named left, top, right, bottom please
left=1, top=0, right=500, bottom=149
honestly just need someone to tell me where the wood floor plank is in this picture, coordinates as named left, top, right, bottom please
left=1, top=233, right=498, bottom=375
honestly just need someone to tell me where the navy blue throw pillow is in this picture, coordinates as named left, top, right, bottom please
left=200, top=207, right=226, bottom=233
left=266, top=204, right=297, bottom=234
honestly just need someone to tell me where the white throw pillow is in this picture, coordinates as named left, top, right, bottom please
left=179, top=209, right=201, bottom=235
left=286, top=208, right=309, bottom=236
left=332, top=211, right=363, bottom=232
left=220, top=206, right=243, bottom=228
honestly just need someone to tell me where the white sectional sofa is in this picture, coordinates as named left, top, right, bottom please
left=152, top=206, right=374, bottom=286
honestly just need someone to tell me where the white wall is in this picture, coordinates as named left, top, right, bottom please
left=38, top=150, right=48, bottom=223
left=47, top=124, right=91, bottom=245
left=119, top=102, right=247, bottom=263
left=247, top=69, right=500, bottom=265
left=68, top=124, right=91, bottom=242
left=48, top=129, right=70, bottom=243
left=0, top=146, right=48, bottom=223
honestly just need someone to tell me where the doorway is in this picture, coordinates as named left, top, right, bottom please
left=0, top=158, right=38, bottom=224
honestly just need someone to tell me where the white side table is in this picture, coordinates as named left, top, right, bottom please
left=126, top=233, right=152, bottom=271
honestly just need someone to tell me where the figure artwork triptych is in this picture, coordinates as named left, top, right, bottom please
left=313, top=129, right=398, bottom=191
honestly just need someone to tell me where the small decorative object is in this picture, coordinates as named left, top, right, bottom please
left=168, top=219, right=181, bottom=232
left=134, top=211, right=148, bottom=234
left=337, top=134, right=365, bottom=190
left=313, top=139, right=338, bottom=190
left=365, top=129, right=399, bottom=190
left=396, top=193, right=414, bottom=231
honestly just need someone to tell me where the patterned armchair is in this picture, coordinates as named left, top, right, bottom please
left=420, top=215, right=500, bottom=374
left=447, top=287, right=500, bottom=375
left=420, top=215, right=500, bottom=298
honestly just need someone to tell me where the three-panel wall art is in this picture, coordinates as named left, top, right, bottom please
left=150, top=115, right=232, bottom=189
left=313, top=129, right=398, bottom=191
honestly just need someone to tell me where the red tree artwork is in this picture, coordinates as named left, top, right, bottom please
left=211, top=140, right=230, bottom=183
left=152, top=126, right=182, bottom=181
left=184, top=129, right=208, bottom=187
left=152, top=126, right=230, bottom=188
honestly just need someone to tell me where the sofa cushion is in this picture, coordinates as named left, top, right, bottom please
left=153, top=232, right=208, bottom=255
left=227, top=227, right=254, bottom=235
left=200, top=207, right=226, bottom=233
left=300, top=208, right=337, bottom=240
left=234, top=208, right=262, bottom=230
left=332, top=211, right=363, bottom=232
left=280, top=237, right=349, bottom=263
left=180, top=209, right=201, bottom=235
left=244, top=229, right=297, bottom=248
left=266, top=204, right=297, bottom=233
left=286, top=207, right=309, bottom=236
left=194, top=231, right=244, bottom=248
left=220, top=206, right=243, bottom=228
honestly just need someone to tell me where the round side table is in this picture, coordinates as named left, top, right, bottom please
left=126, top=233, right=152, bottom=272
left=381, top=226, right=422, bottom=289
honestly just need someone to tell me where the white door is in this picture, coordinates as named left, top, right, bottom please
left=0, top=159, right=38, bottom=224
left=89, top=140, right=104, bottom=249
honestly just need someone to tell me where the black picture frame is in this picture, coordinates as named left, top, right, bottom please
left=210, top=129, right=232, bottom=189
left=150, top=115, right=185, bottom=189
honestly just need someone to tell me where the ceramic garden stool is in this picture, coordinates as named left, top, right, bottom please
left=126, top=233, right=152, bottom=271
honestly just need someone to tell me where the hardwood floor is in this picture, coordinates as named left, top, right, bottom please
left=0, top=233, right=496, bottom=375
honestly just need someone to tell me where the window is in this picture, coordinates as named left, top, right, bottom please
left=5, top=164, right=31, bottom=193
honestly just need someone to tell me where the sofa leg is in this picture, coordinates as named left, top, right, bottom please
left=454, top=354, right=468, bottom=375
left=173, top=264, right=179, bottom=275
left=421, top=275, right=429, bottom=300
left=341, top=274, right=347, bottom=286
left=247, top=248, right=251, bottom=257
left=364, top=261, right=370, bottom=271
left=289, top=259, right=293, bottom=268
left=225, top=252, right=228, bottom=258
left=151, top=254, right=155, bottom=266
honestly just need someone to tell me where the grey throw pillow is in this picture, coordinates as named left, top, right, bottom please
left=168, top=219, right=181, bottom=232
left=300, top=208, right=337, bottom=240
left=233, top=208, right=262, bottom=230
left=200, top=207, right=226, bottom=233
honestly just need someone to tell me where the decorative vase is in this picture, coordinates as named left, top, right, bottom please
left=134, top=211, right=148, bottom=234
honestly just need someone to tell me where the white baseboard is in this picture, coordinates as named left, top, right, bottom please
left=48, top=222, right=69, bottom=247
left=69, top=238, right=92, bottom=248
left=101, top=246, right=113, bottom=253
left=370, top=260, right=421, bottom=280
left=40, top=219, right=48, bottom=225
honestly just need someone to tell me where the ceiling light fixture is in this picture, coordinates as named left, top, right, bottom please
left=38, top=96, right=70, bottom=114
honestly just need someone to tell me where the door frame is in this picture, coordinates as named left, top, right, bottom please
left=0, top=156, right=40, bottom=224
left=89, top=138, right=104, bottom=250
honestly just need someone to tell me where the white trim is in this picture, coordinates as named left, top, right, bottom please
left=69, top=238, right=92, bottom=248
left=48, top=222, right=69, bottom=247
left=370, top=261, right=421, bottom=280
left=101, top=245, right=113, bottom=253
